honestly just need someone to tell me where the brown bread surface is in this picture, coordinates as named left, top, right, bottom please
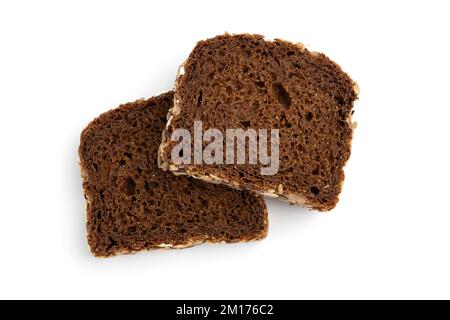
left=79, top=92, right=268, bottom=257
left=159, top=34, right=359, bottom=211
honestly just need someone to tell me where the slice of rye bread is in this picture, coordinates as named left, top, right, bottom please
left=159, top=34, right=359, bottom=211
left=79, top=92, right=268, bottom=257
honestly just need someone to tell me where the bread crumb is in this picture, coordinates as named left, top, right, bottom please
left=277, top=184, right=284, bottom=194
left=353, top=82, right=360, bottom=96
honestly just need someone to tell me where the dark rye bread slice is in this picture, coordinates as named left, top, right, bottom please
left=79, top=92, right=268, bottom=257
left=159, top=34, right=359, bottom=211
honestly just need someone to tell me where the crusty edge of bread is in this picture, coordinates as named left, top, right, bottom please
left=158, top=64, right=186, bottom=171
left=171, top=168, right=318, bottom=209
left=80, top=97, right=268, bottom=258
left=86, top=232, right=269, bottom=259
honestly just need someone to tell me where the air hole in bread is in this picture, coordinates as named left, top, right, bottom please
left=155, top=209, right=163, bottom=217
left=272, top=83, right=292, bottom=108
left=106, top=237, right=117, bottom=251
left=335, top=96, right=345, bottom=106
left=197, top=90, right=203, bottom=108
left=124, top=152, right=132, bottom=159
left=310, top=186, right=320, bottom=195
left=240, top=120, right=251, bottom=129
left=254, top=81, right=265, bottom=88
left=124, top=177, right=136, bottom=196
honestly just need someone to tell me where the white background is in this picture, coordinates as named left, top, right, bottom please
left=1, top=0, right=449, bottom=300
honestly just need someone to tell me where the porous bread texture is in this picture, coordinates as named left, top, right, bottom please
left=159, top=34, right=359, bottom=211
left=79, top=92, right=268, bottom=257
